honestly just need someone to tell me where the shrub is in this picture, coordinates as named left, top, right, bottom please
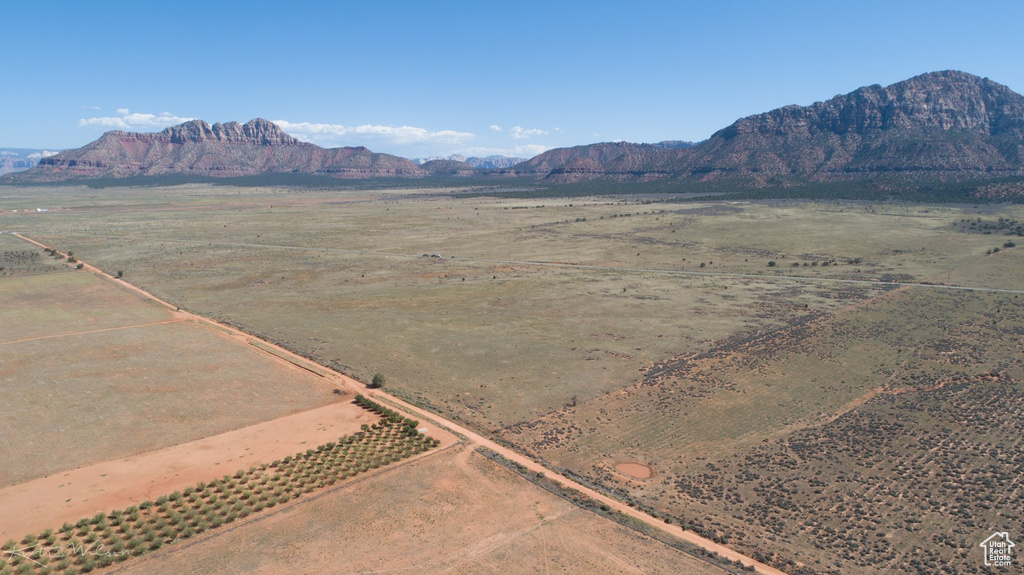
left=369, top=373, right=386, bottom=388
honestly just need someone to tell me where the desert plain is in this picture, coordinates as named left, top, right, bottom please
left=1, top=183, right=1022, bottom=574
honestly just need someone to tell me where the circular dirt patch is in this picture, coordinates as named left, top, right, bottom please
left=615, top=462, right=652, bottom=479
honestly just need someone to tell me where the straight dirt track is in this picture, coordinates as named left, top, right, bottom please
left=12, top=233, right=787, bottom=575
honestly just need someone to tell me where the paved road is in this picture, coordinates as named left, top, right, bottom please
left=14, top=232, right=789, bottom=574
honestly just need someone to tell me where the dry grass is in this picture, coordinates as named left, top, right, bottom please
left=3, top=184, right=1024, bottom=573
left=0, top=271, right=169, bottom=341
left=0, top=232, right=66, bottom=277
left=9, top=187, right=1017, bottom=432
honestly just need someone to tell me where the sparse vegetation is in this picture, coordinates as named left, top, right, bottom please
left=4, top=185, right=1023, bottom=575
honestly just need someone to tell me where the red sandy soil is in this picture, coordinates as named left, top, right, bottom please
left=0, top=401, right=421, bottom=540
left=615, top=462, right=653, bottom=479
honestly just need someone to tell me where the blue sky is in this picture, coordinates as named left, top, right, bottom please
left=3, top=1, right=1023, bottom=159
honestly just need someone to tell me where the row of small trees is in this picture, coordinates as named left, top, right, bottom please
left=353, top=394, right=421, bottom=434
left=0, top=400, right=439, bottom=575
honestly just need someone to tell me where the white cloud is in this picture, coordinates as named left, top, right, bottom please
left=0, top=151, right=16, bottom=156
left=82, top=105, right=101, bottom=111
left=509, top=126, right=548, bottom=140
left=79, top=109, right=194, bottom=130
left=273, top=120, right=475, bottom=147
left=27, top=151, right=59, bottom=160
left=489, top=125, right=503, bottom=132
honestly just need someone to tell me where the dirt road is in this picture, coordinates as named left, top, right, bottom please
left=13, top=233, right=788, bottom=575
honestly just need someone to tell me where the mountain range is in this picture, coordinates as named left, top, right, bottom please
left=5, top=71, right=1024, bottom=190
left=6, top=119, right=423, bottom=182
left=514, top=71, right=1024, bottom=184
left=413, top=154, right=526, bottom=169
left=0, top=148, right=59, bottom=176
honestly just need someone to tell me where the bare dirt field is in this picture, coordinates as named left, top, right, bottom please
left=112, top=447, right=729, bottom=575
left=0, top=401, right=388, bottom=540
left=615, top=462, right=653, bottom=479
left=0, top=267, right=342, bottom=487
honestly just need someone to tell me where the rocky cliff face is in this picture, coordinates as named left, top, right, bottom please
left=9, top=119, right=424, bottom=182
left=688, top=70, right=1024, bottom=180
left=158, top=119, right=302, bottom=145
left=524, top=71, right=1024, bottom=184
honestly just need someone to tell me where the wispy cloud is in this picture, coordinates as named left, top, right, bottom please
left=82, top=105, right=101, bottom=111
left=274, top=120, right=475, bottom=147
left=489, top=125, right=503, bottom=132
left=509, top=126, right=548, bottom=140
left=79, top=109, right=194, bottom=130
